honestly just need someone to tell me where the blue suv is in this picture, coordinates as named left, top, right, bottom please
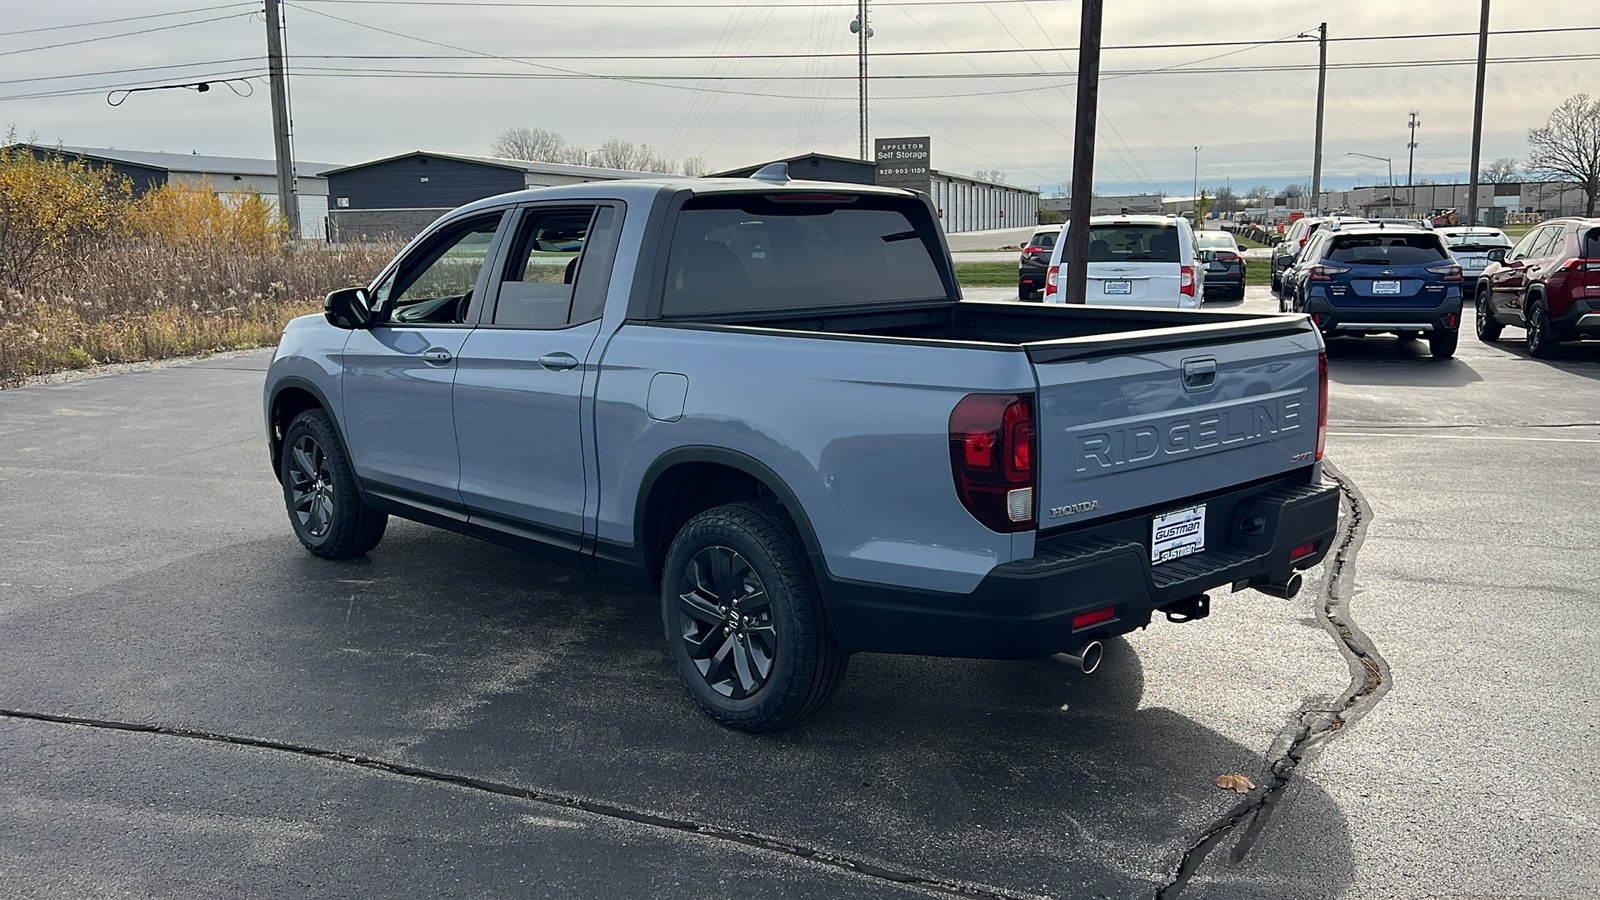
left=1281, top=223, right=1463, bottom=359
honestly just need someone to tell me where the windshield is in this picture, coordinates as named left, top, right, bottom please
left=1444, top=232, right=1512, bottom=251
left=1029, top=231, right=1058, bottom=249
left=1196, top=233, right=1236, bottom=249
left=1326, top=233, right=1449, bottom=266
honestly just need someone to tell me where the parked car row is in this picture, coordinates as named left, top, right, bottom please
left=1272, top=216, right=1600, bottom=359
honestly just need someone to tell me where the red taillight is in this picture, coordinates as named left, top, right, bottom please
left=1024, top=245, right=1043, bottom=254
left=1180, top=265, right=1196, bottom=296
left=1309, top=264, right=1350, bottom=282
left=1316, top=351, right=1328, bottom=462
left=1045, top=264, right=1059, bottom=296
left=949, top=393, right=1036, bottom=533
left=1072, top=606, right=1116, bottom=629
left=1290, top=541, right=1318, bottom=562
left=1298, top=237, right=1307, bottom=248
left=1425, top=263, right=1462, bottom=282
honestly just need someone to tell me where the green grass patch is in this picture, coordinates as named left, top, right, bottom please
left=955, top=262, right=1019, bottom=287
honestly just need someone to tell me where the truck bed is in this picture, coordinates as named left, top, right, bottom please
left=672, top=299, right=1315, bottom=360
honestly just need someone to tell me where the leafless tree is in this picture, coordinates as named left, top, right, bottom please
left=591, top=139, right=676, bottom=173
left=681, top=157, right=708, bottom=177
left=1281, top=182, right=1311, bottom=200
left=972, top=169, right=1006, bottom=184
left=1479, top=157, right=1521, bottom=183
left=492, top=127, right=569, bottom=162
left=1525, top=93, right=1600, bottom=216
left=1211, top=184, right=1240, bottom=213
left=1244, top=184, right=1273, bottom=203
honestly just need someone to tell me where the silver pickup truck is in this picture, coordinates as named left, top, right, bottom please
left=264, top=169, right=1338, bottom=731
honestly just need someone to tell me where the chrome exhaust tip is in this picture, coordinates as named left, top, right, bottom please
left=1059, top=640, right=1104, bottom=674
left=1253, top=572, right=1303, bottom=600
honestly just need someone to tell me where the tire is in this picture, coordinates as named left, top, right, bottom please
left=280, top=409, right=387, bottom=559
left=661, top=502, right=847, bottom=732
left=1475, top=288, right=1502, bottom=342
left=1428, top=328, right=1458, bottom=360
left=1525, top=298, right=1560, bottom=359
left=1270, top=271, right=1282, bottom=293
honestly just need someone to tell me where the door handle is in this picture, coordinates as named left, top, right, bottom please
left=1182, top=357, right=1217, bottom=392
left=538, top=352, right=579, bottom=371
left=422, top=347, right=453, bottom=366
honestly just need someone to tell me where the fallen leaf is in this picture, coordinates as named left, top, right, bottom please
left=1216, top=774, right=1255, bottom=793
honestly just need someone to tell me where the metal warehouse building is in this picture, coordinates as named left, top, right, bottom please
left=715, top=150, right=1039, bottom=234
left=322, top=151, right=670, bottom=241
left=4, top=144, right=338, bottom=240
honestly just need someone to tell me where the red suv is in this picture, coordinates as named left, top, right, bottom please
left=1474, top=217, right=1600, bottom=357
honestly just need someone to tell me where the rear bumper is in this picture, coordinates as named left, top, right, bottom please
left=1307, top=291, right=1463, bottom=333
left=819, top=475, right=1340, bottom=659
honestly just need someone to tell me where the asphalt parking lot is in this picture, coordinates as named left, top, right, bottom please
left=3, top=291, right=1597, bottom=898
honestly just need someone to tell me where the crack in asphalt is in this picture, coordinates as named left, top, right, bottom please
left=1156, top=462, right=1389, bottom=899
left=0, top=708, right=1046, bottom=900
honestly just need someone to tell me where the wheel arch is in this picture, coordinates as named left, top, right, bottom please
left=636, top=448, right=825, bottom=595
left=267, top=378, right=345, bottom=483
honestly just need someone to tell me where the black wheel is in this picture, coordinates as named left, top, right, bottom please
left=1277, top=283, right=1289, bottom=312
left=1475, top=288, right=1502, bottom=342
left=1526, top=298, right=1560, bottom=358
left=661, top=502, right=847, bottom=732
left=1428, top=328, right=1458, bottom=360
left=1271, top=272, right=1282, bottom=293
left=281, top=409, right=387, bottom=559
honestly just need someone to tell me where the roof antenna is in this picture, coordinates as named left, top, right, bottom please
left=750, top=162, right=789, bottom=183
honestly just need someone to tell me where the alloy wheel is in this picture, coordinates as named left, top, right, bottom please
left=674, top=546, right=776, bottom=699
left=287, top=434, right=335, bottom=538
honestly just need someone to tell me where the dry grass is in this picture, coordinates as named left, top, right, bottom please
left=0, top=238, right=398, bottom=386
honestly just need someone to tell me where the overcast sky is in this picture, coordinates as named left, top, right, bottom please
left=3, top=0, right=1595, bottom=196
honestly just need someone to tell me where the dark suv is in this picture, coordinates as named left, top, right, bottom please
left=1270, top=215, right=1366, bottom=293
left=1017, top=224, right=1061, bottom=300
left=1282, top=223, right=1463, bottom=359
left=1474, top=217, right=1600, bottom=358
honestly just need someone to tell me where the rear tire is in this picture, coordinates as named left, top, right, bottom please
left=1475, top=288, right=1502, bottom=342
left=1526, top=298, right=1560, bottom=358
left=280, top=409, right=387, bottom=559
left=661, top=502, right=847, bottom=732
left=1428, top=328, right=1459, bottom=360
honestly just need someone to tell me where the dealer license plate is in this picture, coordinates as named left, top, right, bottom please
left=1152, top=504, right=1206, bottom=564
left=1103, top=280, right=1132, bottom=295
left=1372, top=280, right=1402, bottom=295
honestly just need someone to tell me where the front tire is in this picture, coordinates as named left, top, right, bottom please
left=280, top=409, right=387, bottom=559
left=1475, top=288, right=1502, bottom=342
left=1526, top=298, right=1560, bottom=358
left=661, top=502, right=847, bottom=732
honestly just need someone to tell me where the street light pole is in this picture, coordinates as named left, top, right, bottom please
left=1345, top=151, right=1395, bottom=217
left=1192, top=146, right=1200, bottom=216
left=1307, top=22, right=1327, bottom=215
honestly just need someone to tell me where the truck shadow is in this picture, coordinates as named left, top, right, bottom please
left=2, top=523, right=1355, bottom=900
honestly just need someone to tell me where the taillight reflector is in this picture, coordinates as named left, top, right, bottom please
left=1425, top=263, right=1463, bottom=282
left=1046, top=264, right=1059, bottom=296
left=1290, top=541, right=1318, bottom=561
left=1180, top=264, right=1196, bottom=296
left=1073, top=606, right=1116, bottom=629
left=949, top=393, right=1037, bottom=533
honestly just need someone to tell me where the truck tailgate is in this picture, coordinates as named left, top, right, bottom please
left=1029, top=323, right=1322, bottom=535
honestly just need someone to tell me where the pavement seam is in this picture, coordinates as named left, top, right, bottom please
left=1155, top=462, right=1390, bottom=898
left=0, top=707, right=1047, bottom=900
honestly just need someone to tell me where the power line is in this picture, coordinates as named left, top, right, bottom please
left=292, top=0, right=1104, bottom=7
left=0, top=12, right=258, bottom=59
left=0, top=4, right=255, bottom=38
left=0, top=58, right=258, bottom=87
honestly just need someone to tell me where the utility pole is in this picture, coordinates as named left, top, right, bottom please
left=1466, top=0, right=1490, bottom=226
left=1407, top=110, right=1420, bottom=216
left=1192, top=146, right=1200, bottom=214
left=1063, top=0, right=1103, bottom=305
left=851, top=1, right=872, bottom=160
left=264, top=0, right=299, bottom=237
left=1308, top=23, right=1327, bottom=216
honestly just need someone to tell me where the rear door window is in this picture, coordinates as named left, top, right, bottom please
left=1583, top=227, right=1600, bottom=260
left=1326, top=234, right=1448, bottom=266
left=1029, top=230, right=1058, bottom=249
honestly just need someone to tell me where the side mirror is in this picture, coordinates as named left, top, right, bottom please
left=325, top=287, right=376, bottom=330
left=1485, top=248, right=1507, bottom=263
left=1198, top=249, right=1216, bottom=262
